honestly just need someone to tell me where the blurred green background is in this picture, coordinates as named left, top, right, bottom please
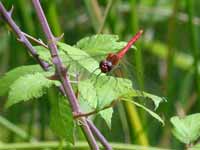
left=0, top=0, right=199, bottom=149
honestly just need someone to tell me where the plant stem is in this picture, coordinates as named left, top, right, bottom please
left=87, top=119, right=112, bottom=150
left=31, top=1, right=99, bottom=149
left=0, top=2, right=49, bottom=71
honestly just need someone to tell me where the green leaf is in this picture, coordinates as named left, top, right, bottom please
left=125, top=90, right=166, bottom=110
left=57, top=42, right=101, bottom=75
left=78, top=75, right=164, bottom=127
left=76, top=34, right=136, bottom=55
left=34, top=46, right=51, bottom=64
left=170, top=113, right=200, bottom=144
left=99, top=108, right=113, bottom=129
left=123, top=99, right=164, bottom=125
left=0, top=65, right=43, bottom=96
left=50, top=94, right=74, bottom=143
left=34, top=46, right=69, bottom=65
left=6, top=73, right=60, bottom=108
left=78, top=76, right=132, bottom=127
left=79, top=75, right=132, bottom=110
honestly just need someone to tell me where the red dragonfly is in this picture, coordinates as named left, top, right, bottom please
left=99, top=30, right=143, bottom=73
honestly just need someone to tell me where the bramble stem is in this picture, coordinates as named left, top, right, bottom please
left=31, top=0, right=99, bottom=149
left=0, top=2, right=49, bottom=71
left=0, top=1, right=111, bottom=149
left=87, top=120, right=112, bottom=150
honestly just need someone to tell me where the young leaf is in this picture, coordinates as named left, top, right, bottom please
left=76, top=34, right=136, bottom=55
left=122, top=99, right=164, bottom=125
left=0, top=65, right=43, bottom=96
left=50, top=94, right=74, bottom=143
left=6, top=73, right=60, bottom=108
left=170, top=113, right=200, bottom=144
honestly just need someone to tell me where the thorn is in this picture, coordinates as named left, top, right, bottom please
left=60, top=86, right=66, bottom=96
left=54, top=33, right=64, bottom=42
left=8, top=5, right=14, bottom=17
left=47, top=74, right=59, bottom=81
left=17, top=37, right=24, bottom=43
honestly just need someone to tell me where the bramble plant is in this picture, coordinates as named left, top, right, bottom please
left=0, top=1, right=200, bottom=150
left=0, top=1, right=165, bottom=150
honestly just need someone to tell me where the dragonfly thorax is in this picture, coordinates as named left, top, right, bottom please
left=99, top=60, right=113, bottom=73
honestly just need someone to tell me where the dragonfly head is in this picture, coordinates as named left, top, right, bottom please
left=99, top=60, right=113, bottom=73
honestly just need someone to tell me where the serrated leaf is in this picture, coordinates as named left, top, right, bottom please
left=78, top=75, right=132, bottom=110
left=99, top=108, right=113, bottom=129
left=78, top=76, right=131, bottom=128
left=170, top=113, right=200, bottom=144
left=78, top=80, right=98, bottom=109
left=0, top=65, right=43, bottom=96
left=34, top=46, right=51, bottom=63
left=6, top=73, right=60, bottom=108
left=78, top=75, right=165, bottom=126
left=76, top=34, right=136, bottom=55
left=123, top=99, right=164, bottom=125
left=34, top=46, right=69, bottom=65
left=125, top=90, right=166, bottom=110
left=50, top=94, right=74, bottom=143
left=57, top=42, right=101, bottom=75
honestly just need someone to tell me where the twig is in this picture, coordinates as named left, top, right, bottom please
left=87, top=120, right=112, bottom=150
left=74, top=100, right=117, bottom=119
left=0, top=3, right=49, bottom=71
left=31, top=1, right=99, bottom=149
left=22, top=32, right=48, bottom=49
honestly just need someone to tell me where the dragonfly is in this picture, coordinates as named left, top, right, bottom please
left=99, top=30, right=143, bottom=73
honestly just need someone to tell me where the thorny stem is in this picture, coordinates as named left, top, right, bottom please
left=0, top=2, right=49, bottom=71
left=0, top=1, right=112, bottom=149
left=87, top=120, right=112, bottom=150
left=31, top=0, right=99, bottom=149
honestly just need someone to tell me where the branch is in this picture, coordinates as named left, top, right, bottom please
left=74, top=100, right=117, bottom=119
left=22, top=32, right=48, bottom=49
left=0, top=2, right=49, bottom=71
left=31, top=1, right=99, bottom=149
left=87, top=120, right=112, bottom=150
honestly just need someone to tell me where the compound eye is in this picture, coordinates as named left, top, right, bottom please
left=99, top=60, right=112, bottom=73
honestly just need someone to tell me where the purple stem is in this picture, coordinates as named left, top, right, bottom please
left=0, top=2, right=49, bottom=71
left=0, top=2, right=112, bottom=149
left=87, top=119, right=112, bottom=150
left=31, top=0, right=99, bottom=149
